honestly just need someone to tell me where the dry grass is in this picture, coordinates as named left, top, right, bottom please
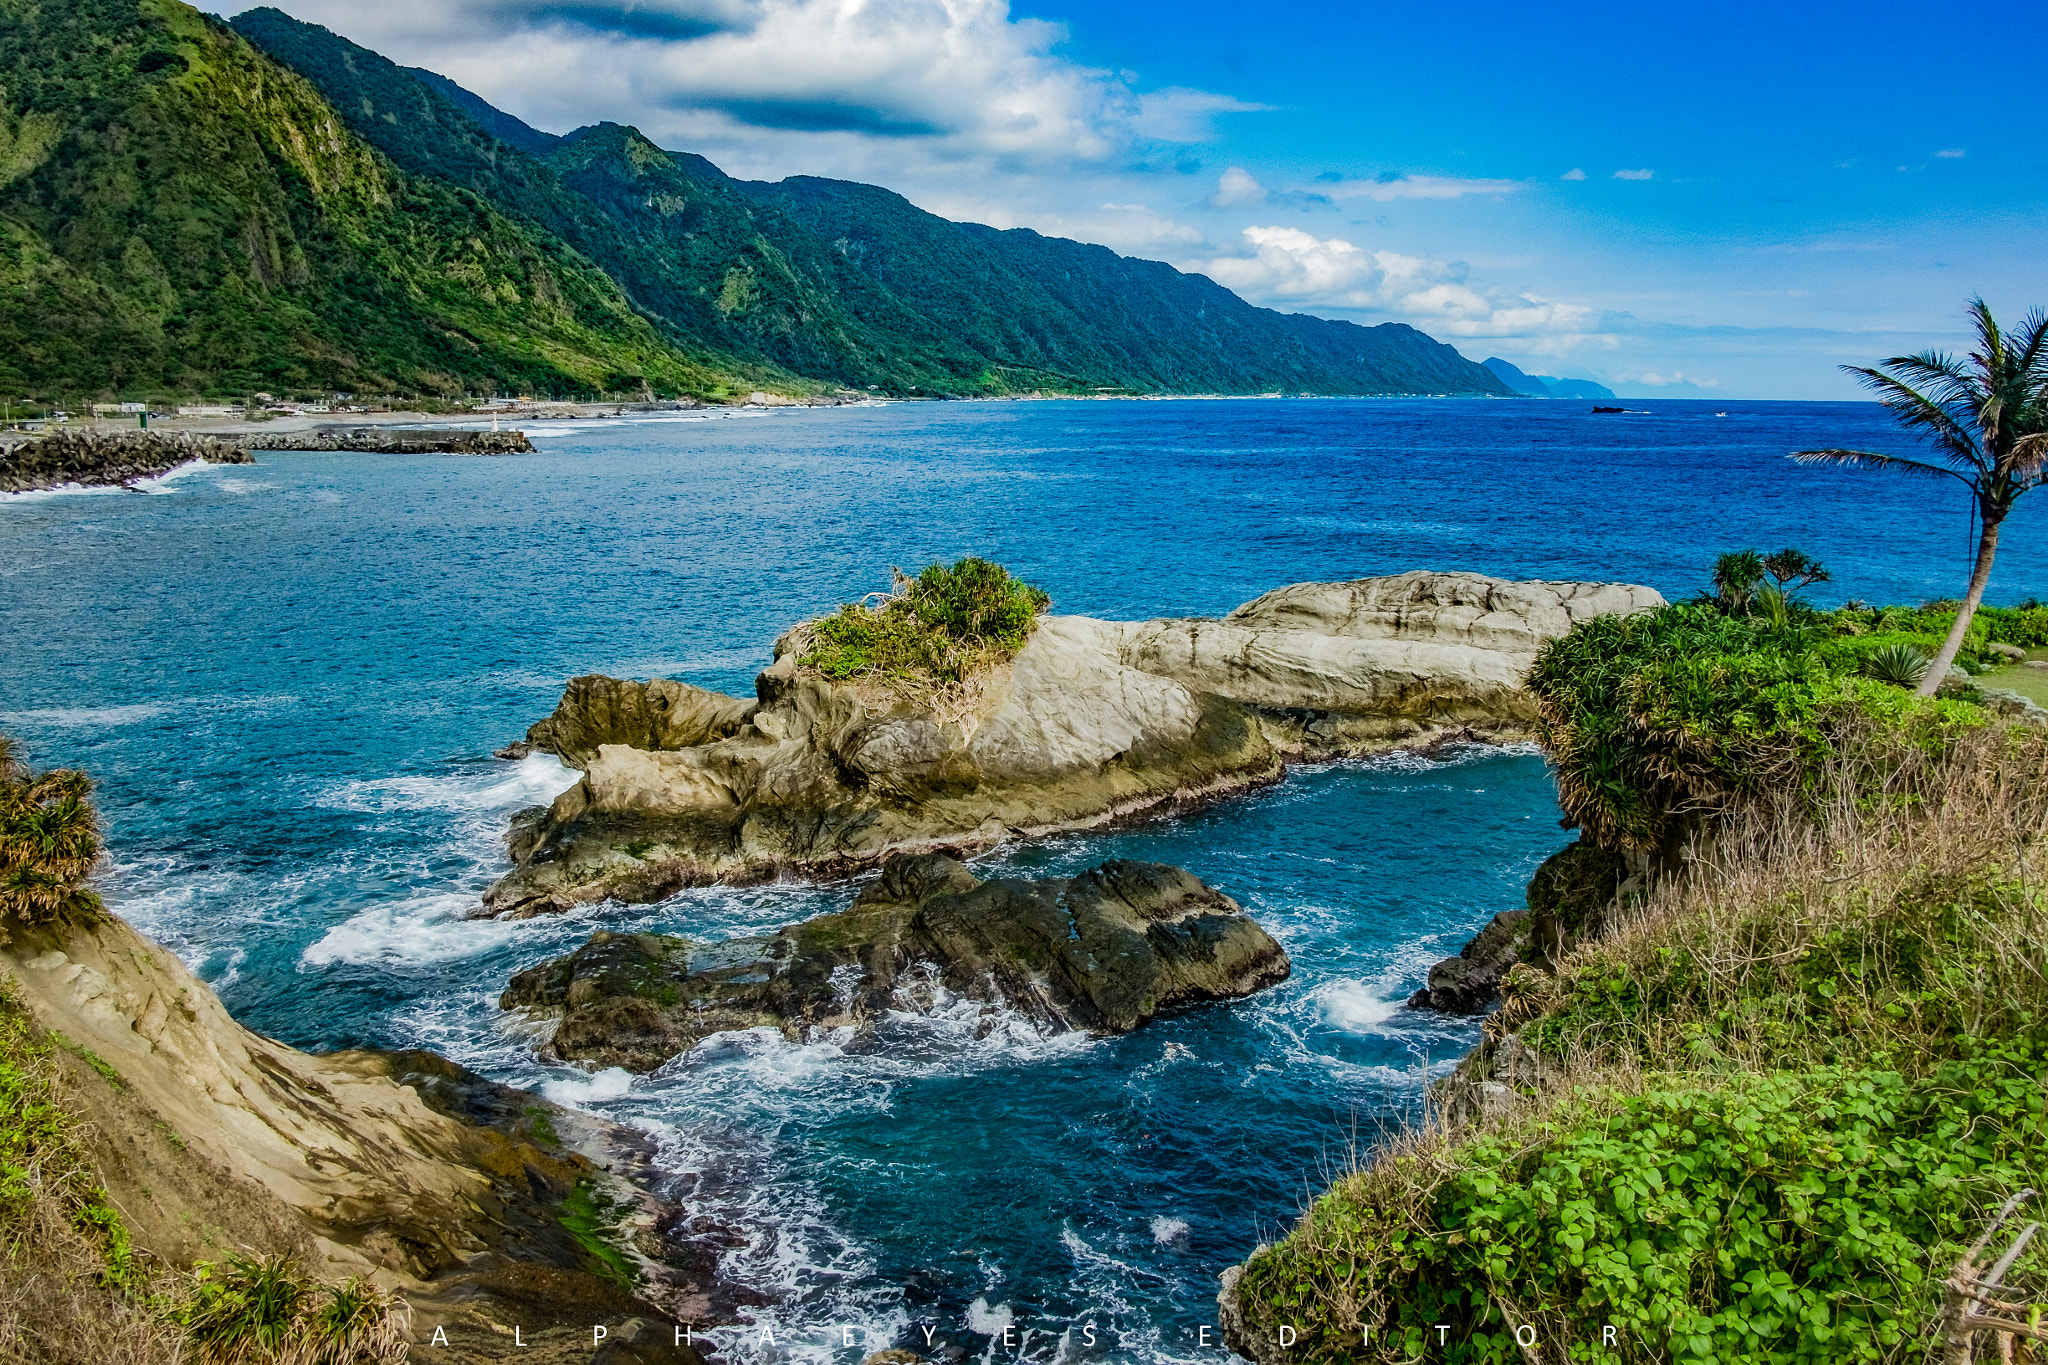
left=1234, top=720, right=2048, bottom=1362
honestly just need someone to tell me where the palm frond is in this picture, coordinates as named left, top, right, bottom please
left=1845, top=366, right=1984, bottom=470
left=1789, top=448, right=1976, bottom=485
left=2007, top=308, right=2048, bottom=383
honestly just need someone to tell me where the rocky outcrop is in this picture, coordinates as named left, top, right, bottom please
left=483, top=572, right=1665, bottom=918
left=1, top=909, right=728, bottom=1359
left=1407, top=837, right=1636, bottom=1016
left=0, top=430, right=253, bottom=491
left=1407, top=909, right=1528, bottom=1012
left=500, top=853, right=1290, bottom=1071
left=247, top=427, right=535, bottom=454
left=525, top=676, right=760, bottom=771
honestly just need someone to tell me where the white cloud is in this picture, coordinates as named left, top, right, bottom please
left=1935, top=148, right=1966, bottom=158
left=1211, top=166, right=1264, bottom=207
left=1314, top=173, right=1520, bottom=202
left=236, top=0, right=1256, bottom=168
left=1612, top=168, right=1654, bottom=180
left=1561, top=167, right=1586, bottom=180
left=1193, top=226, right=1607, bottom=349
left=1635, top=370, right=1719, bottom=388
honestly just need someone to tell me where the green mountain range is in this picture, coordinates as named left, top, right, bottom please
left=0, top=0, right=1513, bottom=401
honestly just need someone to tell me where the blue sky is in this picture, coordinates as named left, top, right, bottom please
left=219, top=0, right=2047, bottom=398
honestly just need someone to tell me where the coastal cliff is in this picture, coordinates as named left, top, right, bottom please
left=1, top=905, right=735, bottom=1361
left=483, top=572, right=1665, bottom=918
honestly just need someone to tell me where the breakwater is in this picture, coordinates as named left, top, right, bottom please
left=246, top=427, right=535, bottom=454
left=0, top=429, right=252, bottom=492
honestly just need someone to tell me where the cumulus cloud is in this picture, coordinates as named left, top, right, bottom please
left=1561, top=167, right=1586, bottom=180
left=1612, top=168, right=1654, bottom=180
left=1210, top=166, right=1264, bottom=207
left=238, top=0, right=1258, bottom=166
left=1194, top=226, right=1606, bottom=348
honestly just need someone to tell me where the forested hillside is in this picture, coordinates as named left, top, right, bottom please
left=0, top=0, right=1512, bottom=400
left=0, top=0, right=757, bottom=398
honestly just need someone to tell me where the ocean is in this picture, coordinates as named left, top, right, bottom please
left=3, top=397, right=2042, bottom=1362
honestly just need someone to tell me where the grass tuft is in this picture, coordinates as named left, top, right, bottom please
left=792, top=557, right=1050, bottom=687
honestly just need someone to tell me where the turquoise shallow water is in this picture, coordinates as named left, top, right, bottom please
left=2, top=398, right=2043, bottom=1362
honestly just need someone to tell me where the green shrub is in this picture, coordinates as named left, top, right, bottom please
left=1238, top=1052, right=2048, bottom=1364
left=170, top=1254, right=408, bottom=1365
left=1862, top=643, right=1931, bottom=689
left=1527, top=604, right=1982, bottom=852
left=0, top=736, right=104, bottom=936
left=797, top=558, right=1051, bottom=685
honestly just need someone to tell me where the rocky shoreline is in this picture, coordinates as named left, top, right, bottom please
left=0, top=429, right=253, bottom=492
left=501, top=852, right=1291, bottom=1072
left=483, top=573, right=1666, bottom=919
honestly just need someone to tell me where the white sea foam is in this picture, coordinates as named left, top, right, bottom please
left=1320, top=980, right=1406, bottom=1033
left=965, top=1298, right=1016, bottom=1337
left=320, top=751, right=578, bottom=814
left=298, top=891, right=534, bottom=969
left=1149, top=1216, right=1189, bottom=1245
left=541, top=1066, right=636, bottom=1107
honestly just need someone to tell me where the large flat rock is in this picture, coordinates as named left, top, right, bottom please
left=482, top=572, right=1663, bottom=916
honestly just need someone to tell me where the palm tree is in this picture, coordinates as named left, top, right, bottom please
left=0, top=735, right=103, bottom=933
left=1794, top=299, right=2048, bottom=695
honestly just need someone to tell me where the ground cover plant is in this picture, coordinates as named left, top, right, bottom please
left=794, top=557, right=1052, bottom=688
left=1229, top=570, right=2048, bottom=1364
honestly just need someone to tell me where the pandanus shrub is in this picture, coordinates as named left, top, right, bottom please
left=0, top=736, right=102, bottom=938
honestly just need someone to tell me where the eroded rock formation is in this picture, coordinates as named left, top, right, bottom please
left=1, top=910, right=728, bottom=1359
left=485, top=572, right=1665, bottom=918
left=500, top=853, right=1291, bottom=1071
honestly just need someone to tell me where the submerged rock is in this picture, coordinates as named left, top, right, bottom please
left=482, top=572, right=1665, bottom=917
left=500, top=853, right=1291, bottom=1071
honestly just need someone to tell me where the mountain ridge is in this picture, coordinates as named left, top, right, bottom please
left=0, top=0, right=1514, bottom=400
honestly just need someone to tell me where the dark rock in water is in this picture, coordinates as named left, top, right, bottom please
left=0, top=429, right=252, bottom=492
left=501, top=853, right=1291, bottom=1071
left=1408, top=909, right=1528, bottom=1013
left=495, top=741, right=534, bottom=760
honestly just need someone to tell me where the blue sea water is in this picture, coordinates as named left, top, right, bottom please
left=2, top=397, right=2043, bottom=1363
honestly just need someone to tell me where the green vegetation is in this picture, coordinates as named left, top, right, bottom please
left=171, top=1253, right=407, bottom=1365
left=0, top=0, right=1514, bottom=402
left=1524, top=598, right=1983, bottom=854
left=521, top=1104, right=561, bottom=1148
left=0, top=735, right=103, bottom=940
left=559, top=1178, right=638, bottom=1294
left=0, top=982, right=134, bottom=1281
left=1794, top=299, right=2048, bottom=694
left=1230, top=567, right=2048, bottom=1364
left=797, top=558, right=1052, bottom=685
